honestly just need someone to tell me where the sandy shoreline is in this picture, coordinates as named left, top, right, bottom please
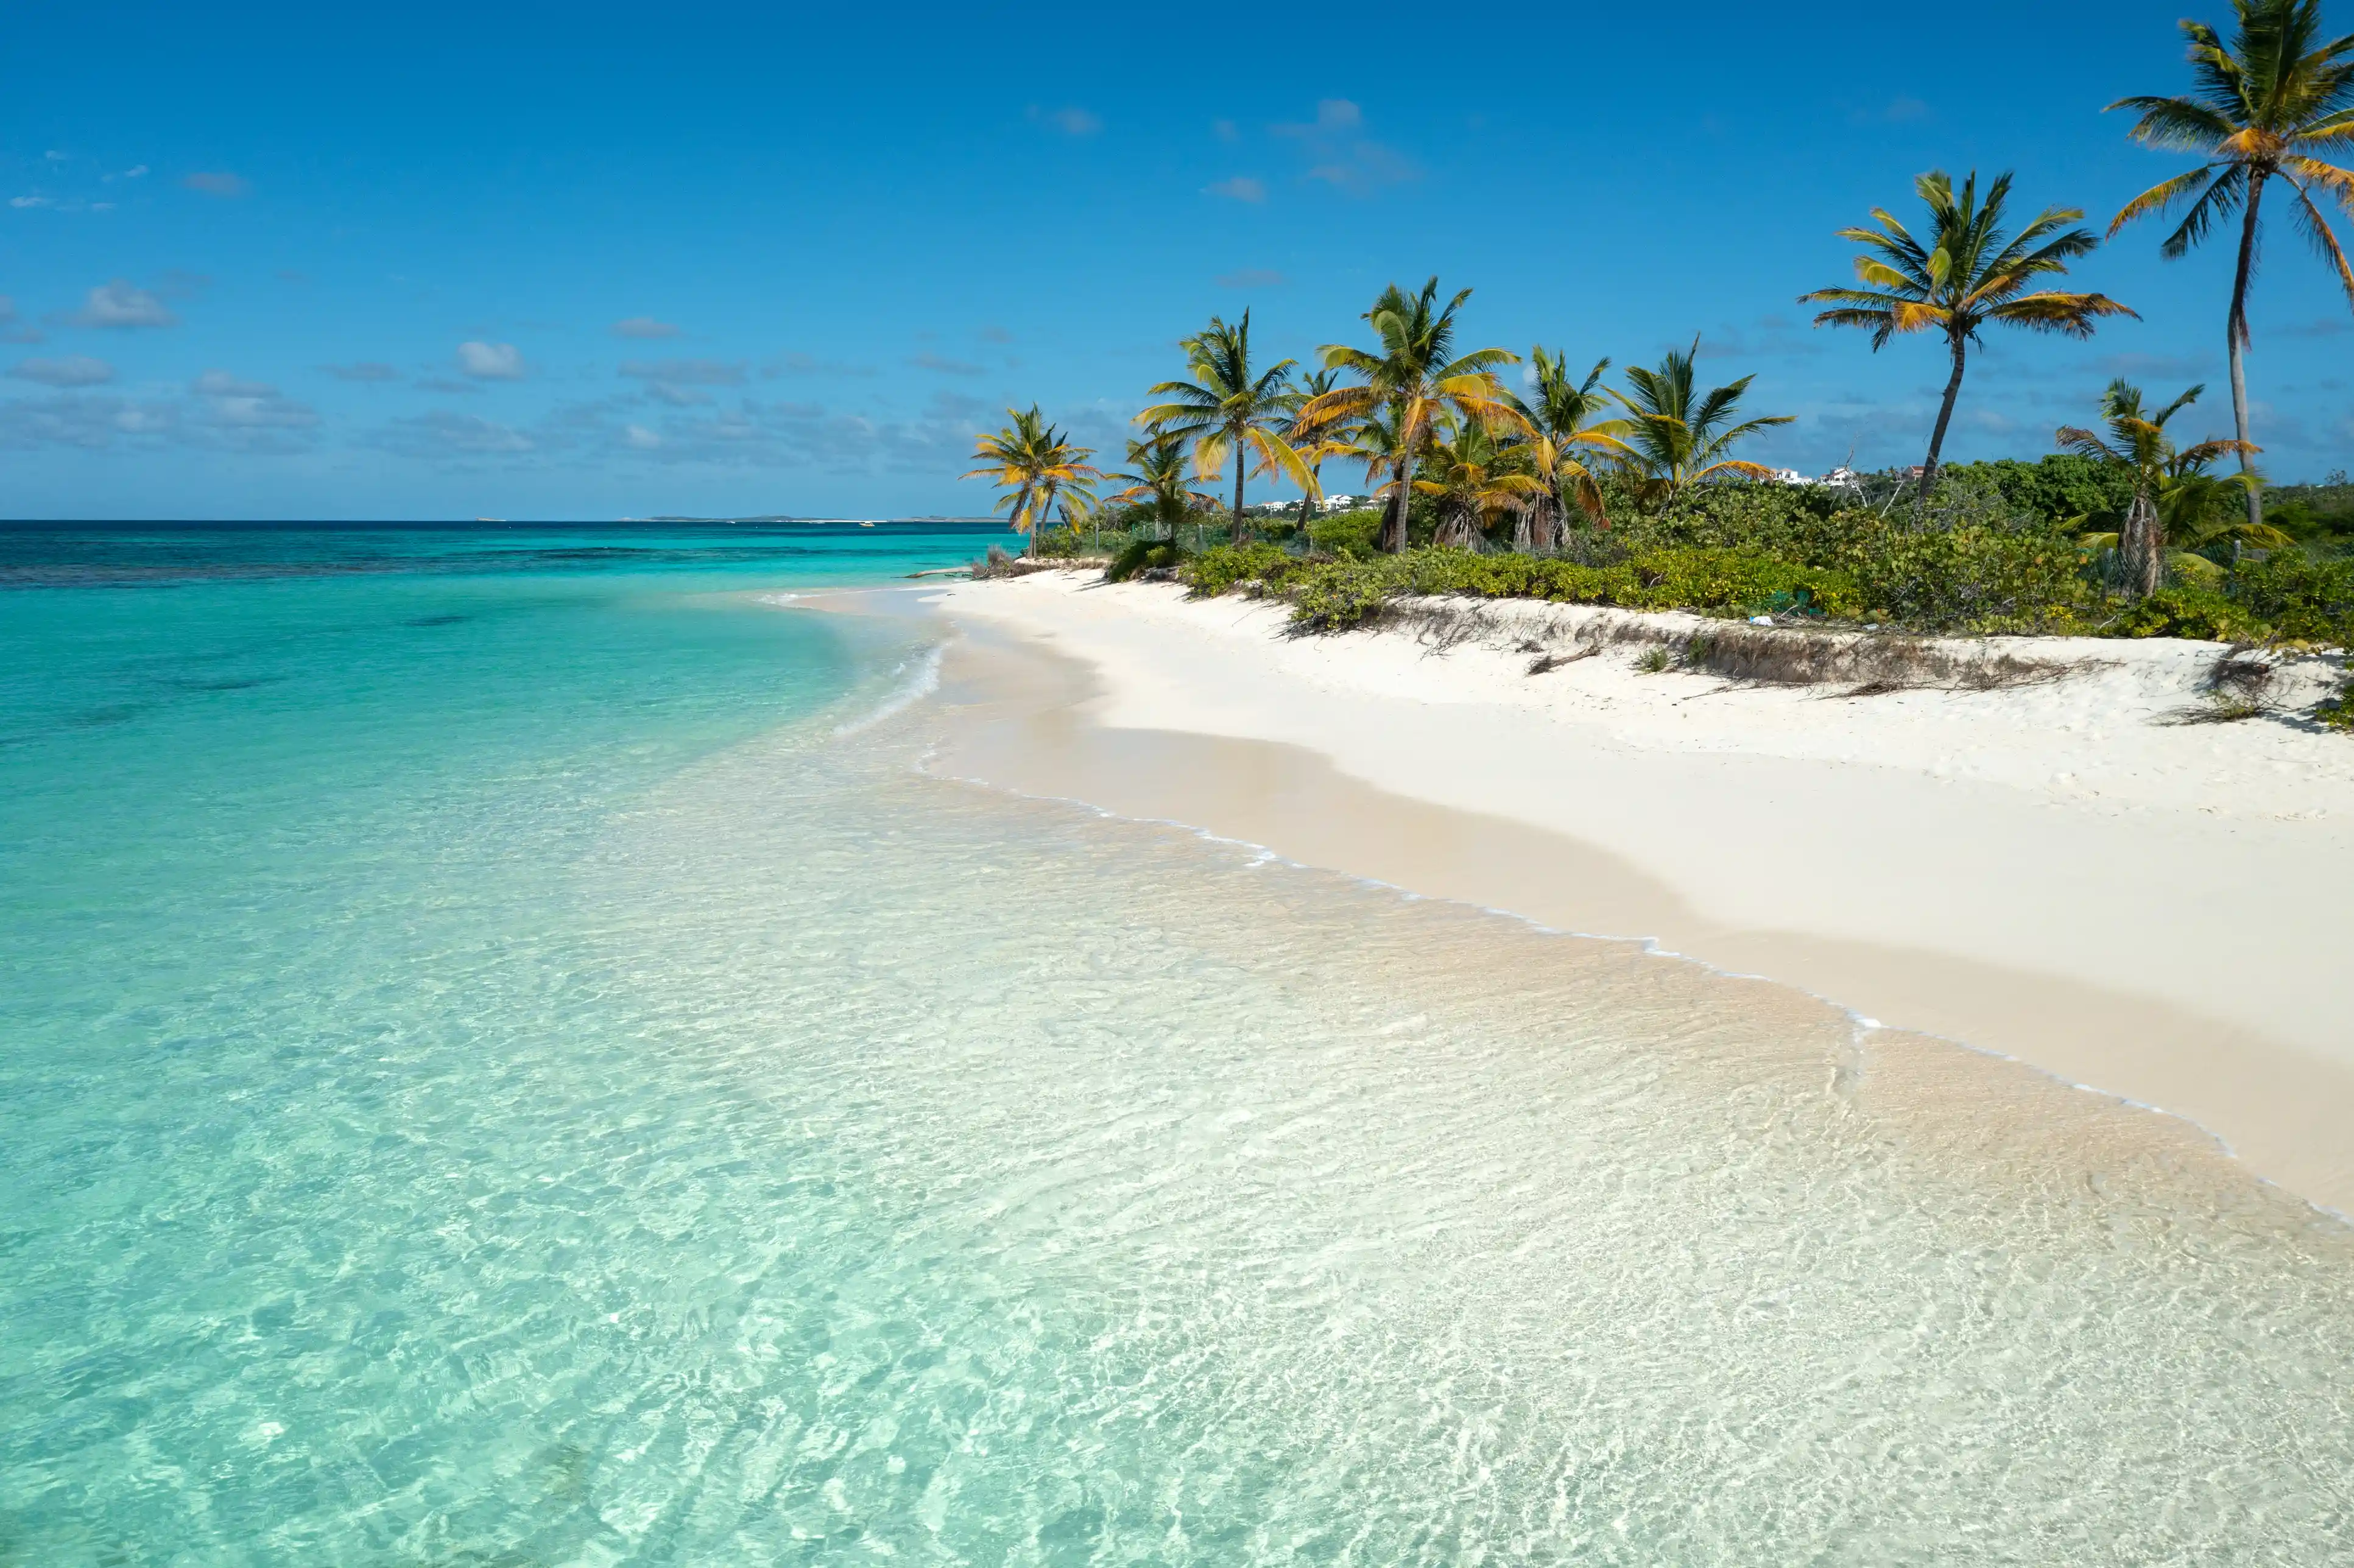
left=916, top=571, right=2354, bottom=1217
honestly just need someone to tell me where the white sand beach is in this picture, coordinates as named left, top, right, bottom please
left=928, top=571, right=2354, bottom=1216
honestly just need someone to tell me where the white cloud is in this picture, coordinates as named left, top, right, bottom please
left=10, top=355, right=114, bottom=387
left=1272, top=99, right=1417, bottom=194
left=456, top=340, right=526, bottom=380
left=319, top=361, right=401, bottom=382
left=182, top=171, right=251, bottom=197
left=192, top=370, right=318, bottom=434
left=75, top=279, right=178, bottom=328
left=11, top=196, right=53, bottom=209
left=1205, top=176, right=1266, bottom=203
left=623, top=424, right=663, bottom=449
left=611, top=317, right=681, bottom=339
left=0, top=369, right=316, bottom=451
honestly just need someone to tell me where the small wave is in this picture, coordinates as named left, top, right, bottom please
left=834, top=642, right=946, bottom=736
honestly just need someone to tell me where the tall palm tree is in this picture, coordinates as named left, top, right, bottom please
left=1802, top=170, right=2136, bottom=502
left=1284, top=366, right=1348, bottom=542
left=1302, top=278, right=1527, bottom=553
left=2057, top=379, right=2268, bottom=595
left=1416, top=418, right=1549, bottom=548
left=1509, top=348, right=1632, bottom=547
left=1610, top=339, right=1795, bottom=512
left=1136, top=309, right=1312, bottom=544
left=1106, top=433, right=1221, bottom=544
left=964, top=406, right=1054, bottom=547
left=2107, top=0, right=2354, bottom=530
left=961, top=407, right=1099, bottom=556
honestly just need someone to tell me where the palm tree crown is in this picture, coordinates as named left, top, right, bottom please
left=1302, top=278, right=1526, bottom=552
left=2056, top=379, right=2267, bottom=594
left=1509, top=348, right=1630, bottom=546
left=2107, top=0, right=2354, bottom=527
left=1610, top=339, right=1794, bottom=511
left=1415, top=418, right=1548, bottom=549
left=1136, top=309, right=1311, bottom=543
left=962, top=407, right=1099, bottom=554
left=1106, top=432, right=1221, bottom=543
left=1802, top=169, right=2135, bottom=500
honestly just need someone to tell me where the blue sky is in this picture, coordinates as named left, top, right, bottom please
left=5, top=0, right=2352, bottom=519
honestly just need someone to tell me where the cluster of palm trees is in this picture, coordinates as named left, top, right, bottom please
left=967, top=282, right=1794, bottom=557
left=967, top=0, right=2354, bottom=568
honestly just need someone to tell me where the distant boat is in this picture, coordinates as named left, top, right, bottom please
left=860, top=521, right=876, bottom=527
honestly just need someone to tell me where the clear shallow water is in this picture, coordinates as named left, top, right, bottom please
left=4, top=527, right=2351, bottom=1564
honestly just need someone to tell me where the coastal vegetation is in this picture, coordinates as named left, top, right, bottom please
left=965, top=0, right=2354, bottom=684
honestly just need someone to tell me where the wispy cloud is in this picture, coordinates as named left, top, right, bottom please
left=1217, top=269, right=1286, bottom=289
left=978, top=325, right=1014, bottom=345
left=182, top=171, right=251, bottom=197
left=611, top=316, right=681, bottom=339
left=1851, top=96, right=1931, bottom=125
left=619, top=357, right=744, bottom=385
left=73, top=279, right=178, bottom=328
left=9, top=354, right=114, bottom=387
left=1204, top=176, right=1266, bottom=203
left=761, top=351, right=879, bottom=378
left=374, top=409, right=536, bottom=456
left=0, top=297, right=43, bottom=345
left=909, top=352, right=985, bottom=376
left=1028, top=105, right=1102, bottom=136
left=319, top=361, right=401, bottom=382
left=0, top=369, right=316, bottom=452
left=2094, top=351, right=2215, bottom=380
left=456, top=340, right=526, bottom=380
left=1271, top=100, right=1417, bottom=195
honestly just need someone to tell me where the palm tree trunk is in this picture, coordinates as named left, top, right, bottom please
left=1294, top=462, right=1319, bottom=549
left=2123, top=488, right=2162, bottom=599
left=1231, top=435, right=1249, bottom=544
left=1032, top=481, right=1059, bottom=557
left=2228, top=177, right=2266, bottom=532
left=1919, top=333, right=1968, bottom=506
left=1386, top=460, right=1411, bottom=552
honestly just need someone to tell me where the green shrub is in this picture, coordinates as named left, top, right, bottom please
left=2225, top=553, right=2354, bottom=646
left=2101, top=585, right=2261, bottom=641
left=1105, top=537, right=1188, bottom=583
left=1309, top=507, right=1387, bottom=558
left=1180, top=542, right=1300, bottom=597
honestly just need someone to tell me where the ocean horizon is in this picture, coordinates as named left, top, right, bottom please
left=6, top=524, right=2352, bottom=1564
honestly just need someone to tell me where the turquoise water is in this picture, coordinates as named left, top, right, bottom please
left=5, top=526, right=2353, bottom=1564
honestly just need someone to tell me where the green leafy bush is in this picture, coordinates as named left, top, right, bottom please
left=1105, top=538, right=1189, bottom=583
left=1180, top=543, right=1300, bottom=597
left=2100, top=585, right=2263, bottom=641
left=2224, top=553, right=2354, bottom=645
left=1308, top=507, right=1387, bottom=558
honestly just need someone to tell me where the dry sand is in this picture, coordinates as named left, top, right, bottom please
left=918, top=571, right=2354, bottom=1217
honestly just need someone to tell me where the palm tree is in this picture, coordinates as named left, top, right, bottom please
left=1136, top=309, right=1312, bottom=544
left=2107, top=0, right=2354, bottom=530
left=1416, top=418, right=1549, bottom=548
left=1302, top=278, right=1528, bottom=552
left=964, top=406, right=1056, bottom=546
left=1283, top=367, right=1348, bottom=543
left=1610, top=338, right=1795, bottom=511
left=2057, top=379, right=2268, bottom=594
left=1509, top=349, right=1632, bottom=547
left=1106, top=433, right=1221, bottom=545
left=962, top=408, right=1100, bottom=556
left=1802, top=170, right=2136, bottom=503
